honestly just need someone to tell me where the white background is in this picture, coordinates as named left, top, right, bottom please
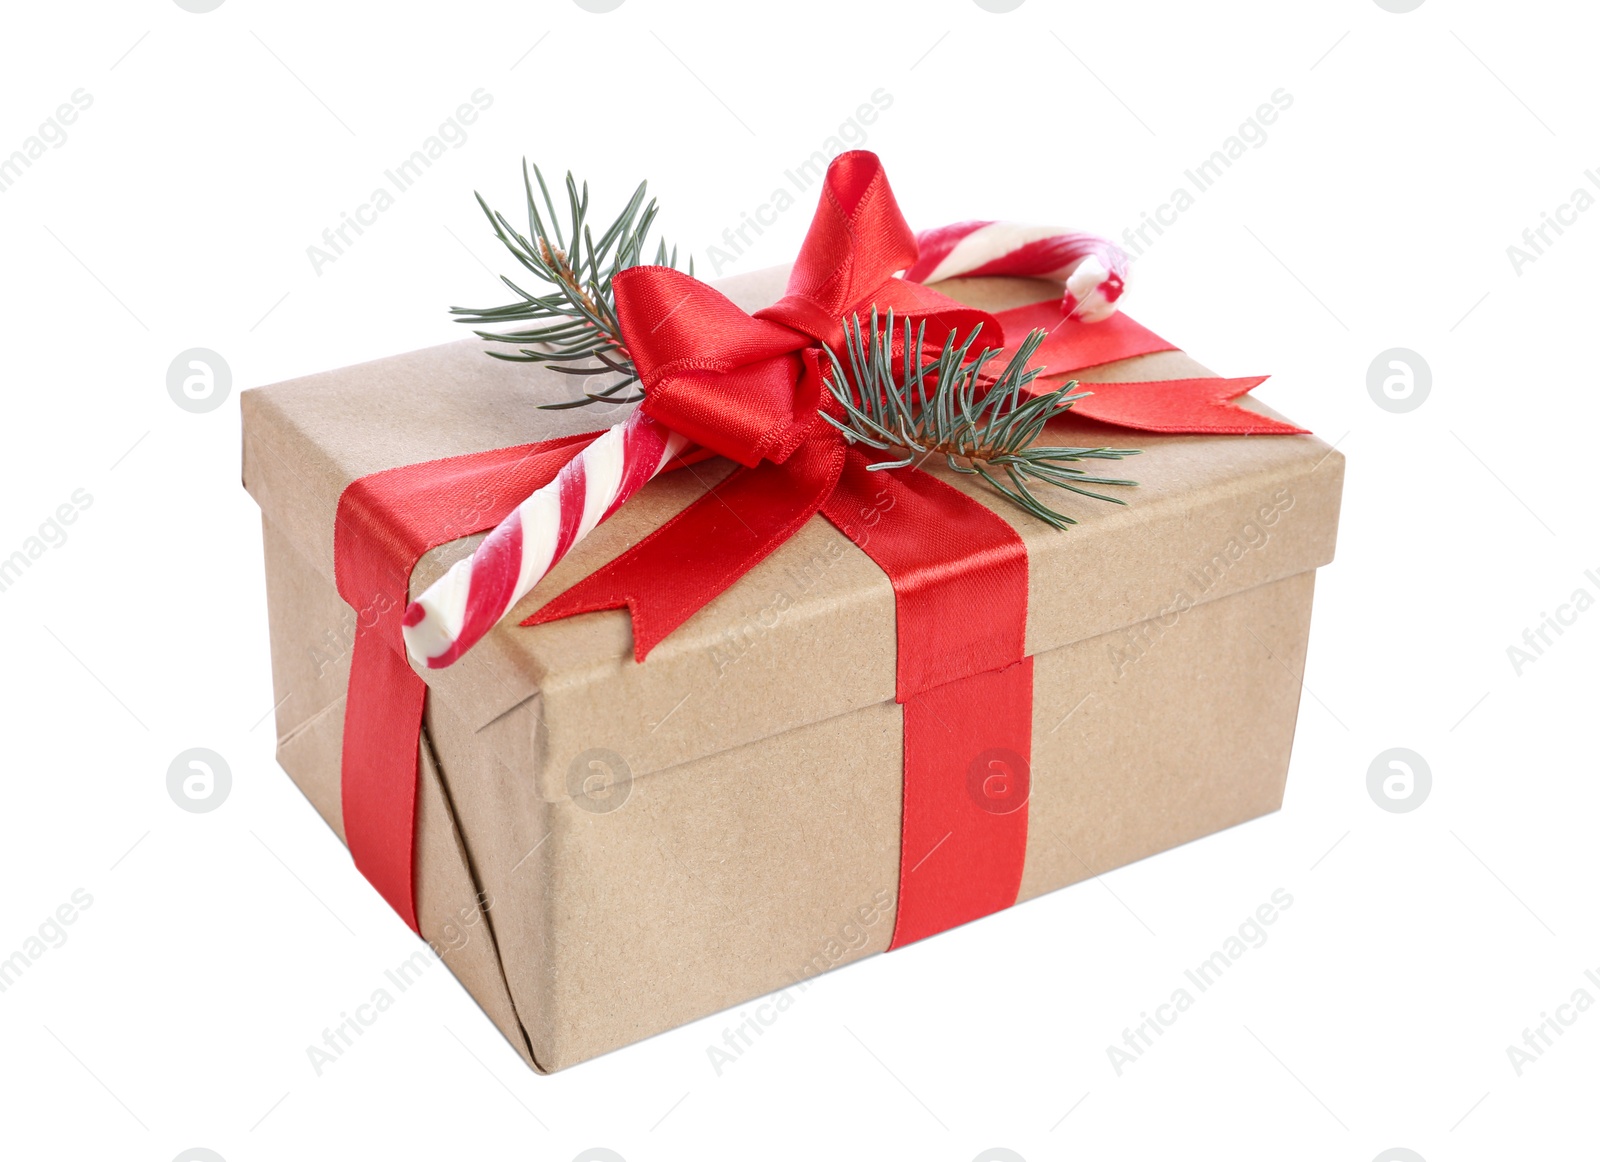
left=1, top=1, right=1596, bottom=1159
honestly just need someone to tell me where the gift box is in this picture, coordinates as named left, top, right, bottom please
left=244, top=243, right=1342, bottom=1073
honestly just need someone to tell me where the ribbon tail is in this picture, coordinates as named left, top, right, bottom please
left=989, top=304, right=1304, bottom=434
left=992, top=302, right=1177, bottom=376
left=1065, top=376, right=1309, bottom=435
left=523, top=435, right=845, bottom=660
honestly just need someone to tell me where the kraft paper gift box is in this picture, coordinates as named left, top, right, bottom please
left=241, top=265, right=1344, bottom=1073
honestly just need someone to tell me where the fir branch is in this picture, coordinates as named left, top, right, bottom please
left=450, top=163, right=692, bottom=409
left=819, top=311, right=1140, bottom=530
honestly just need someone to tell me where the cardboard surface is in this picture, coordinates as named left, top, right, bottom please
left=245, top=270, right=1344, bottom=1070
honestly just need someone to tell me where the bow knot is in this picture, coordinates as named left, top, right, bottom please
left=614, top=151, right=1001, bottom=471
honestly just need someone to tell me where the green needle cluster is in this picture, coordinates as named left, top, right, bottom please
left=820, top=310, right=1140, bottom=529
left=450, top=163, right=689, bottom=409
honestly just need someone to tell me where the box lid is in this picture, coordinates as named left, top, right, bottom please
left=243, top=267, right=1344, bottom=801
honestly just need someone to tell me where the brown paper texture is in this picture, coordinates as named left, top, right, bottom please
left=245, top=269, right=1344, bottom=1070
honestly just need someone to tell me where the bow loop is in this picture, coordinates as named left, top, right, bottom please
left=767, top=150, right=920, bottom=318
left=614, top=152, right=1006, bottom=471
left=616, top=266, right=817, bottom=467
left=615, top=266, right=808, bottom=380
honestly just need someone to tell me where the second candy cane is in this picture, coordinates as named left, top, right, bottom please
left=402, top=408, right=686, bottom=669
left=906, top=222, right=1129, bottom=322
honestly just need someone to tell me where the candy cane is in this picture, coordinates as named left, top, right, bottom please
left=905, top=221, right=1129, bottom=323
left=402, top=408, right=687, bottom=669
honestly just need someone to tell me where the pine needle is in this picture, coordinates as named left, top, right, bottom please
left=450, top=163, right=691, bottom=408
left=819, top=310, right=1139, bottom=529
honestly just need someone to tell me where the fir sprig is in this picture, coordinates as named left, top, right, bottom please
left=820, top=311, right=1140, bottom=529
left=450, top=163, right=691, bottom=409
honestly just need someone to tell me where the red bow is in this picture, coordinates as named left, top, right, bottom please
left=522, top=154, right=1015, bottom=665
left=615, top=152, right=999, bottom=470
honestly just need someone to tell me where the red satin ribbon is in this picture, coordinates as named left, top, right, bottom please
left=331, top=150, right=1301, bottom=941
left=334, top=436, right=596, bottom=929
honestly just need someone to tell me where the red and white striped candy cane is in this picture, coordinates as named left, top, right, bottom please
left=402, top=408, right=687, bottom=669
left=905, top=221, right=1129, bottom=323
